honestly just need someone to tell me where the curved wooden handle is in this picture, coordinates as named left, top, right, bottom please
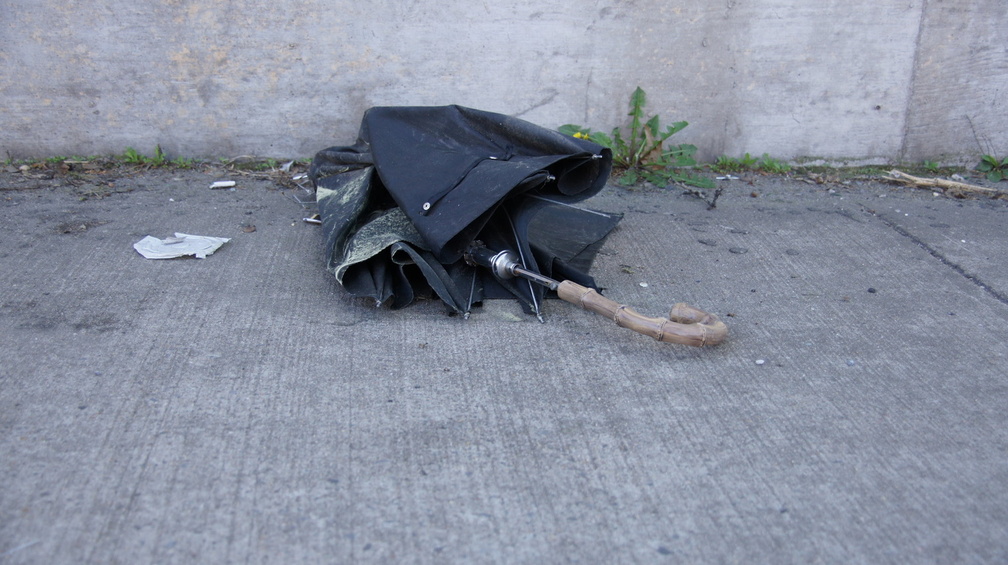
left=557, top=281, right=728, bottom=347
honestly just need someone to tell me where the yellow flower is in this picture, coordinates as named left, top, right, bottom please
left=573, top=132, right=587, bottom=139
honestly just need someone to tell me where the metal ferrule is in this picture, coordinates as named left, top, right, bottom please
left=489, top=249, right=520, bottom=279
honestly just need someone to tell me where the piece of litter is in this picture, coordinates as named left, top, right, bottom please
left=303, top=216, right=322, bottom=225
left=716, top=175, right=739, bottom=181
left=133, top=233, right=231, bottom=259
left=210, top=180, right=236, bottom=189
left=755, top=359, right=766, bottom=365
left=639, top=282, right=649, bottom=288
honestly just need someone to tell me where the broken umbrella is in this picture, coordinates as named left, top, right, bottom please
left=309, top=105, right=725, bottom=346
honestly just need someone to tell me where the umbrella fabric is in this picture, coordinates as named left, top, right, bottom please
left=310, top=105, right=621, bottom=316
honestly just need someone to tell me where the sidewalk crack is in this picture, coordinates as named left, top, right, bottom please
left=874, top=211, right=1008, bottom=307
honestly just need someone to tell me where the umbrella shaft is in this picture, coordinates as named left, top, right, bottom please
left=511, top=265, right=559, bottom=291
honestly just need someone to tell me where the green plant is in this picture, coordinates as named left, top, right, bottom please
left=977, top=154, right=1008, bottom=182
left=922, top=160, right=940, bottom=174
left=151, top=145, right=167, bottom=166
left=122, top=147, right=145, bottom=165
left=713, top=153, right=759, bottom=173
left=171, top=156, right=195, bottom=168
left=247, top=158, right=280, bottom=171
left=121, top=145, right=172, bottom=167
left=560, top=87, right=713, bottom=189
left=713, top=153, right=789, bottom=174
left=758, top=153, right=791, bottom=174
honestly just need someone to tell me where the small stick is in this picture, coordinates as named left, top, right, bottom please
left=886, top=169, right=1006, bottom=199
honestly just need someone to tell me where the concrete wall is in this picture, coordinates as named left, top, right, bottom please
left=2, top=0, right=1005, bottom=163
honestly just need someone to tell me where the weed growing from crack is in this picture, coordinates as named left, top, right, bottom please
left=713, top=153, right=791, bottom=174
left=122, top=145, right=168, bottom=167
left=560, top=87, right=713, bottom=190
left=977, top=154, right=1008, bottom=182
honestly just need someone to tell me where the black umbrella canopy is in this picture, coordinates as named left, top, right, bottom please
left=309, top=105, right=621, bottom=317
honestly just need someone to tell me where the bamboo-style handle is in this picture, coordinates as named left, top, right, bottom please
left=557, top=281, right=728, bottom=347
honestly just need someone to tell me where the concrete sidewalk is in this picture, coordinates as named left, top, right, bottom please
left=1, top=166, right=1006, bottom=563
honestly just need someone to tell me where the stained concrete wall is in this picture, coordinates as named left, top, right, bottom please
left=1, top=0, right=1005, bottom=163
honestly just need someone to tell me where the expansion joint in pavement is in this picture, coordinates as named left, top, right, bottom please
left=873, top=210, right=1008, bottom=307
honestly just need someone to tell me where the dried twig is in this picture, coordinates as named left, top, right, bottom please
left=682, top=185, right=724, bottom=209
left=885, top=169, right=1007, bottom=199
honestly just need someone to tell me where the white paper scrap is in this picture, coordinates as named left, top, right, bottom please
left=133, top=233, right=231, bottom=259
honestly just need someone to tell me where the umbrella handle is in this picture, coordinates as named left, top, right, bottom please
left=557, top=281, right=728, bottom=347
